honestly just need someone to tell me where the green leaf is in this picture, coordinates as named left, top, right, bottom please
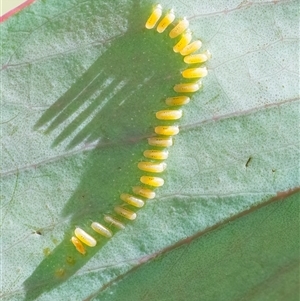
left=1, top=0, right=299, bottom=300
left=95, top=193, right=300, bottom=301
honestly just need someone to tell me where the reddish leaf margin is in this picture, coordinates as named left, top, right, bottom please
left=0, top=0, right=35, bottom=23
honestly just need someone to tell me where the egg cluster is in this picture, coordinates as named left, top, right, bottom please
left=71, top=4, right=211, bottom=255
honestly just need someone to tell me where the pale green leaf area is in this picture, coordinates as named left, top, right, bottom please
left=96, top=194, right=300, bottom=301
left=0, top=0, right=299, bottom=300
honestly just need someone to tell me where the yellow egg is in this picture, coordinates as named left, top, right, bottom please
left=156, top=109, right=183, bottom=120
left=132, top=186, right=156, bottom=199
left=143, top=149, right=169, bottom=160
left=157, top=9, right=175, bottom=33
left=145, top=4, right=163, bottom=29
left=169, top=17, right=189, bottom=38
left=165, top=96, right=190, bottom=106
left=138, top=161, right=167, bottom=173
left=147, top=136, right=173, bottom=147
left=71, top=236, right=86, bottom=255
left=173, top=82, right=201, bottom=93
left=180, top=40, right=202, bottom=56
left=104, top=215, right=125, bottom=229
left=182, top=67, right=208, bottom=79
left=91, top=222, right=112, bottom=238
left=155, top=125, right=179, bottom=136
left=184, top=50, right=212, bottom=64
left=140, top=176, right=164, bottom=187
left=74, top=227, right=97, bottom=247
left=114, top=206, right=137, bottom=220
left=120, top=193, right=145, bottom=208
left=173, top=30, right=192, bottom=53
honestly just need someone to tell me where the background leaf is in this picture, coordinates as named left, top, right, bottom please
left=1, top=0, right=299, bottom=300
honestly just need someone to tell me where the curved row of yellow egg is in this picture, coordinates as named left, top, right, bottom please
left=71, top=4, right=211, bottom=255
left=140, top=4, right=211, bottom=187
left=146, top=4, right=211, bottom=71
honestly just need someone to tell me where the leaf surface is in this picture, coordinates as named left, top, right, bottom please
left=1, top=0, right=299, bottom=300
